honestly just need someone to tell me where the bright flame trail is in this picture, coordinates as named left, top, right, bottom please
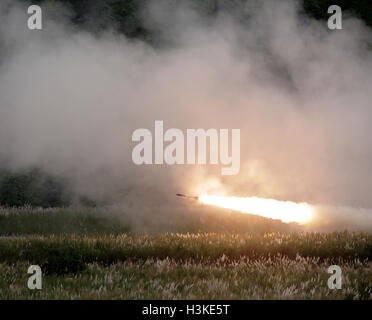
left=198, top=195, right=313, bottom=224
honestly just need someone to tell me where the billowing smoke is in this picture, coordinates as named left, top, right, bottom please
left=1, top=0, right=372, bottom=231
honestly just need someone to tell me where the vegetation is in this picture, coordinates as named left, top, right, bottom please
left=25, top=0, right=372, bottom=33
left=0, top=0, right=370, bottom=300
left=0, top=206, right=302, bottom=235
left=1, top=232, right=371, bottom=268
left=0, top=210, right=371, bottom=299
left=0, top=207, right=130, bottom=236
left=0, top=231, right=371, bottom=299
left=0, top=168, right=70, bottom=208
left=303, top=0, right=372, bottom=27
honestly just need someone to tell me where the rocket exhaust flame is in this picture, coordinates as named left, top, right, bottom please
left=176, top=193, right=372, bottom=230
left=197, top=195, right=313, bottom=224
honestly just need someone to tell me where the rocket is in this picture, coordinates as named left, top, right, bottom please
left=176, top=193, right=199, bottom=200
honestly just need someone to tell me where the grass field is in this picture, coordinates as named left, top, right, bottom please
left=0, top=208, right=371, bottom=299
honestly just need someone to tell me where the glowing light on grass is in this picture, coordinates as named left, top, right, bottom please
left=198, top=195, right=313, bottom=224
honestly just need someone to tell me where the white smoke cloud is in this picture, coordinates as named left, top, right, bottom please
left=1, top=0, right=372, bottom=231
